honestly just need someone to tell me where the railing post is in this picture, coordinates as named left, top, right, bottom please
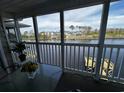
left=95, top=0, right=110, bottom=80
left=60, top=11, right=64, bottom=70
left=32, top=16, right=41, bottom=63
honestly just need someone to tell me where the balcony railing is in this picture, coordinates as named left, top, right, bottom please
left=12, top=42, right=124, bottom=83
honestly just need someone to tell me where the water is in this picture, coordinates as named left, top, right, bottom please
left=65, top=38, right=124, bottom=45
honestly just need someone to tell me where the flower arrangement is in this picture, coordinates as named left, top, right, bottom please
left=21, top=61, right=38, bottom=72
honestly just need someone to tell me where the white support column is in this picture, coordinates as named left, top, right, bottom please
left=14, top=18, right=22, bottom=42
left=0, top=40, right=10, bottom=73
left=60, top=11, right=64, bottom=70
left=95, top=0, right=110, bottom=80
left=0, top=17, right=11, bottom=46
left=32, top=16, right=41, bottom=63
left=0, top=16, right=13, bottom=73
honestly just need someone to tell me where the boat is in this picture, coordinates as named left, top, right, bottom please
left=84, top=57, right=114, bottom=76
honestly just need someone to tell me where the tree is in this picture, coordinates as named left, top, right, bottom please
left=76, top=25, right=82, bottom=31
left=24, top=31, right=28, bottom=36
left=87, top=26, right=92, bottom=32
left=69, top=25, right=75, bottom=31
left=23, top=31, right=28, bottom=40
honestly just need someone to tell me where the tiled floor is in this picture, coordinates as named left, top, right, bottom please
left=1, top=64, right=124, bottom=92
left=55, top=72, right=124, bottom=92
left=0, top=67, right=7, bottom=80
left=0, top=64, right=62, bottom=92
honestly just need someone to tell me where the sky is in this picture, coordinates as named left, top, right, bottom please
left=20, top=0, right=124, bottom=33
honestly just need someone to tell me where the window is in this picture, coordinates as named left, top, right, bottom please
left=105, top=0, right=124, bottom=45
left=6, top=28, right=17, bottom=42
left=64, top=4, right=103, bottom=44
left=19, top=17, right=35, bottom=42
left=37, top=13, right=60, bottom=43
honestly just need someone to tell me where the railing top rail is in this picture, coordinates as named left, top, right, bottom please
left=38, top=42, right=61, bottom=45
left=23, top=42, right=124, bottom=48
left=24, top=42, right=61, bottom=45
left=24, top=42, right=98, bottom=46
left=104, top=44, right=124, bottom=48
left=23, top=42, right=36, bottom=44
left=64, top=43, right=98, bottom=47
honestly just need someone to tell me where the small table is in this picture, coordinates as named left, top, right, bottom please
left=0, top=64, right=62, bottom=92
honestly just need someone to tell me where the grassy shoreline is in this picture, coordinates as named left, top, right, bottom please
left=21, top=30, right=124, bottom=41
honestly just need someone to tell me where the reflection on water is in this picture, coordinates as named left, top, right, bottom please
left=65, top=39, right=124, bottom=45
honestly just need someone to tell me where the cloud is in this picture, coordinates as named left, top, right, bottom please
left=64, top=4, right=102, bottom=22
left=19, top=18, right=34, bottom=34
left=36, top=4, right=103, bottom=31
left=37, top=13, right=60, bottom=32
left=107, top=15, right=124, bottom=28
left=37, top=13, right=60, bottom=22
left=19, top=18, right=33, bottom=26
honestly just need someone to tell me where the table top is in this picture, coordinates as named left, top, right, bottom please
left=0, top=64, right=62, bottom=92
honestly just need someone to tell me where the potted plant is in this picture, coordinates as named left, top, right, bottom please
left=12, top=42, right=26, bottom=62
left=21, top=61, right=38, bottom=79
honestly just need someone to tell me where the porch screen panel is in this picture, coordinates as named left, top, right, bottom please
left=19, top=18, right=37, bottom=62
left=105, top=0, right=124, bottom=81
left=37, top=13, right=61, bottom=66
left=64, top=4, right=102, bottom=72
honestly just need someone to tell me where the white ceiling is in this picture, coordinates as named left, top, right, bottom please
left=0, top=0, right=117, bottom=18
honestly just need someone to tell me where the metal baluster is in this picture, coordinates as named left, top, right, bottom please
left=100, top=47, right=106, bottom=76
left=78, top=46, right=80, bottom=71
left=55, top=45, right=57, bottom=66
left=49, top=45, right=52, bottom=64
left=92, top=46, right=95, bottom=73
left=44, top=44, right=47, bottom=64
left=34, top=44, right=37, bottom=63
left=46, top=44, right=49, bottom=64
left=28, top=44, right=31, bottom=58
left=59, top=45, right=61, bottom=67
left=52, top=45, right=54, bottom=65
left=30, top=44, right=34, bottom=60
left=43, top=44, right=46, bottom=64
left=42, top=44, right=45, bottom=64
left=26, top=44, right=29, bottom=59
left=106, top=48, right=113, bottom=77
left=53, top=45, right=56, bottom=65
left=29, top=44, right=32, bottom=57
left=39, top=44, right=42, bottom=63
left=112, top=48, right=120, bottom=79
left=35, top=44, right=38, bottom=63
left=33, top=44, right=37, bottom=62
left=118, top=56, right=124, bottom=80
left=87, top=46, right=90, bottom=72
left=32, top=44, right=35, bottom=62
left=70, top=46, right=72, bottom=69
left=34, top=44, right=37, bottom=62
left=82, top=46, right=85, bottom=71
left=74, top=46, right=76, bottom=70
left=65, top=45, right=67, bottom=68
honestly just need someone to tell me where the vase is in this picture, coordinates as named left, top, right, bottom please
left=27, top=70, right=37, bottom=79
left=19, top=54, right=26, bottom=62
